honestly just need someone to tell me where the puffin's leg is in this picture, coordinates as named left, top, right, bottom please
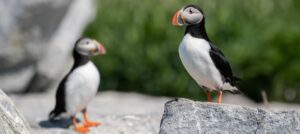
left=217, top=91, right=223, bottom=104
left=207, top=90, right=212, bottom=102
left=72, top=116, right=89, bottom=133
left=82, top=108, right=101, bottom=127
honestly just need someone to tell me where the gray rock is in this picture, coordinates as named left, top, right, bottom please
left=159, top=98, right=300, bottom=134
left=9, top=91, right=169, bottom=134
left=35, top=114, right=159, bottom=134
left=0, top=88, right=31, bottom=134
left=0, top=0, right=95, bottom=93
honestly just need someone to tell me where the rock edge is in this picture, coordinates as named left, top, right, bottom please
left=159, top=98, right=300, bottom=134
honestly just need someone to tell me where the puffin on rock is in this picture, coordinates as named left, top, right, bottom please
left=49, top=37, right=106, bottom=133
left=172, top=5, right=241, bottom=103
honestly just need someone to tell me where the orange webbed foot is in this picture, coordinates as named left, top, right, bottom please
left=84, top=121, right=101, bottom=127
left=74, top=125, right=89, bottom=134
left=72, top=116, right=89, bottom=133
left=82, top=109, right=102, bottom=128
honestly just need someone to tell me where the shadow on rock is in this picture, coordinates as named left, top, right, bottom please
left=39, top=119, right=73, bottom=129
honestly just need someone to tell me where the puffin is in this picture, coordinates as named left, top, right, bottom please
left=49, top=37, right=106, bottom=133
left=172, top=5, right=241, bottom=104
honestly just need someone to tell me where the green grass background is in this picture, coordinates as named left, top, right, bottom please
left=84, top=0, right=300, bottom=102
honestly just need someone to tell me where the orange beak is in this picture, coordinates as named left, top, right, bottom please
left=93, top=40, right=106, bottom=55
left=172, top=9, right=183, bottom=26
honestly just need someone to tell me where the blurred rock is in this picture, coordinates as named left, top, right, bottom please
left=160, top=98, right=300, bottom=134
left=0, top=88, right=31, bottom=134
left=35, top=114, right=159, bottom=134
left=0, top=0, right=95, bottom=93
left=223, top=94, right=300, bottom=112
left=9, top=91, right=169, bottom=133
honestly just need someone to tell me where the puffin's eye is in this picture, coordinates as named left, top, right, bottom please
left=189, top=9, right=193, bottom=14
left=86, top=41, right=90, bottom=45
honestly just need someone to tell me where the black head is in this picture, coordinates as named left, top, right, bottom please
left=72, top=37, right=106, bottom=68
left=74, top=37, right=106, bottom=56
left=172, top=5, right=210, bottom=40
left=172, top=5, right=204, bottom=26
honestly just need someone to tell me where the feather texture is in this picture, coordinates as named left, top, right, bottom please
left=179, top=33, right=239, bottom=92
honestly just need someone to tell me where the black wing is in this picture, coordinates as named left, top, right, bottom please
left=49, top=76, right=68, bottom=120
left=209, top=43, right=240, bottom=86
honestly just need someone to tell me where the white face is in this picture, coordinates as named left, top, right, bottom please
left=75, top=38, right=106, bottom=56
left=181, top=7, right=203, bottom=25
left=172, top=5, right=204, bottom=26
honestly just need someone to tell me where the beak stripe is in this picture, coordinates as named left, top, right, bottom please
left=172, top=9, right=183, bottom=26
left=182, top=16, right=187, bottom=24
left=92, top=40, right=106, bottom=55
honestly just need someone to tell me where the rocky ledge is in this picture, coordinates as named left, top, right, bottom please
left=0, top=89, right=31, bottom=134
left=160, top=98, right=300, bottom=134
left=9, top=90, right=169, bottom=134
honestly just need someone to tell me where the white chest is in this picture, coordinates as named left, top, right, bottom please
left=179, top=34, right=211, bottom=63
left=178, top=34, right=222, bottom=90
left=65, top=61, right=100, bottom=114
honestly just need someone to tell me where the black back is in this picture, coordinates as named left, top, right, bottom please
left=49, top=38, right=90, bottom=120
left=184, top=6, right=240, bottom=87
left=209, top=43, right=240, bottom=87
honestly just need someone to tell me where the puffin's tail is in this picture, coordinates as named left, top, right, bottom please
left=227, top=88, right=242, bottom=94
left=223, top=75, right=241, bottom=94
left=222, top=83, right=240, bottom=94
left=233, top=76, right=241, bottom=82
left=49, top=109, right=62, bottom=121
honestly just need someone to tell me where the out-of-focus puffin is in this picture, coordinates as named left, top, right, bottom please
left=49, top=37, right=106, bottom=133
left=172, top=5, right=240, bottom=103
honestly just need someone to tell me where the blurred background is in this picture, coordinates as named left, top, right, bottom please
left=1, top=0, right=300, bottom=103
